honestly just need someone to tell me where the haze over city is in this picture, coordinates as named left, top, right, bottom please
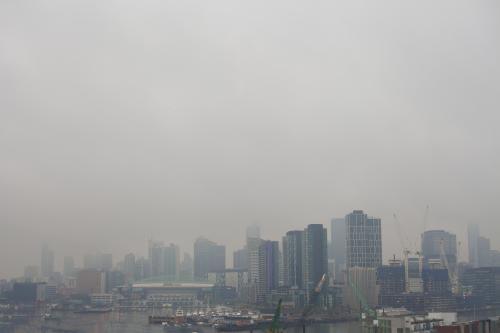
left=1, top=0, right=500, bottom=279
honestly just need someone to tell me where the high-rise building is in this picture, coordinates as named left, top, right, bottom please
left=63, top=256, right=75, bottom=277
left=490, top=250, right=500, bottom=267
left=233, top=247, right=248, bottom=270
left=282, top=230, right=303, bottom=288
left=193, top=237, right=226, bottom=279
left=106, top=270, right=125, bottom=292
left=346, top=210, right=382, bottom=268
left=258, top=240, right=280, bottom=298
left=123, top=253, right=136, bottom=283
left=302, top=224, right=328, bottom=295
left=461, top=267, right=500, bottom=308
left=83, top=253, right=113, bottom=271
left=83, top=253, right=97, bottom=269
left=421, top=230, right=457, bottom=269
left=246, top=225, right=261, bottom=287
left=478, top=236, right=491, bottom=267
left=135, top=257, right=151, bottom=280
left=246, top=225, right=260, bottom=242
left=41, top=244, right=54, bottom=278
left=467, top=224, right=480, bottom=268
left=76, top=269, right=106, bottom=294
left=24, top=266, right=39, bottom=281
left=377, top=261, right=405, bottom=307
left=405, top=256, right=423, bottom=293
left=247, top=237, right=263, bottom=303
left=11, top=282, right=46, bottom=303
left=422, top=268, right=451, bottom=295
left=345, top=267, right=379, bottom=311
left=97, top=253, right=113, bottom=271
left=161, top=243, right=180, bottom=279
left=148, top=240, right=164, bottom=277
left=180, top=253, right=193, bottom=280
left=330, top=218, right=346, bottom=282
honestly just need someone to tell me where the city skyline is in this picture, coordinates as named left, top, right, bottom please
left=7, top=212, right=494, bottom=281
left=1, top=1, right=500, bottom=331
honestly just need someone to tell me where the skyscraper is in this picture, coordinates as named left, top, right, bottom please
left=76, top=269, right=106, bottom=294
left=148, top=240, right=164, bottom=277
left=193, top=237, right=225, bottom=279
left=461, top=267, right=500, bottom=308
left=302, top=224, right=328, bottom=294
left=478, top=236, right=491, bottom=267
left=123, top=253, right=136, bottom=282
left=330, top=218, right=346, bottom=282
left=282, top=230, right=303, bottom=288
left=135, top=257, right=151, bottom=280
left=24, top=265, right=39, bottom=281
left=405, top=256, right=423, bottom=293
left=161, top=243, right=180, bottom=279
left=180, top=253, right=193, bottom=280
left=97, top=253, right=113, bottom=271
left=83, top=253, right=98, bottom=269
left=63, top=256, right=75, bottom=277
left=377, top=260, right=405, bottom=307
left=246, top=226, right=263, bottom=301
left=233, top=247, right=248, bottom=270
left=83, top=253, right=113, bottom=271
left=468, top=224, right=480, bottom=268
left=346, top=210, right=382, bottom=268
left=345, top=267, right=378, bottom=311
left=41, top=244, right=54, bottom=278
left=421, top=230, right=457, bottom=268
left=247, top=237, right=263, bottom=303
left=258, top=240, right=280, bottom=296
left=246, top=225, right=260, bottom=242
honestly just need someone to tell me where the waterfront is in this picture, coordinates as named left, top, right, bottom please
left=8, top=311, right=361, bottom=333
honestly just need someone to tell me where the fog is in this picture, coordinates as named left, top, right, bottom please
left=1, top=0, right=499, bottom=278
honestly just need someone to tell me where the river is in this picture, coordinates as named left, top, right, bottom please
left=9, top=311, right=361, bottom=333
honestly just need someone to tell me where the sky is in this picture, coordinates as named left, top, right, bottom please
left=1, top=0, right=499, bottom=278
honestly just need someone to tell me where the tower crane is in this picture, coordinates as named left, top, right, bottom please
left=267, top=299, right=283, bottom=333
left=440, top=238, right=459, bottom=294
left=300, top=274, right=328, bottom=332
left=393, top=213, right=410, bottom=258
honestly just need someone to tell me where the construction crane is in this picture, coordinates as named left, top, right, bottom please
left=299, top=274, right=328, bottom=333
left=422, top=205, right=430, bottom=233
left=267, top=274, right=327, bottom=333
left=302, top=273, right=327, bottom=318
left=440, top=238, right=459, bottom=294
left=267, top=299, right=283, bottom=333
left=393, top=213, right=410, bottom=256
left=348, top=278, right=376, bottom=319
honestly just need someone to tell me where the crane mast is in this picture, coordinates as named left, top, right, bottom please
left=440, top=238, right=459, bottom=294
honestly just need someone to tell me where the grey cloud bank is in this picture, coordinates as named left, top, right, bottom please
left=1, top=0, right=499, bottom=278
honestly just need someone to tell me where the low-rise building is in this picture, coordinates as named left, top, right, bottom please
left=132, top=282, right=214, bottom=310
left=90, top=293, right=115, bottom=306
left=375, top=309, right=452, bottom=333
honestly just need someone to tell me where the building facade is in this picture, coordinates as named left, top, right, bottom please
left=467, top=224, right=480, bottom=268
left=63, top=256, right=75, bottom=277
left=233, top=247, right=248, bottom=270
left=193, top=237, right=225, bottom=280
left=478, top=236, right=491, bottom=267
left=330, top=218, right=346, bottom=282
left=282, top=230, right=303, bottom=288
left=346, top=210, right=382, bottom=268
left=41, top=244, right=54, bottom=279
left=302, top=224, right=328, bottom=296
left=421, top=230, right=457, bottom=269
left=161, top=244, right=180, bottom=280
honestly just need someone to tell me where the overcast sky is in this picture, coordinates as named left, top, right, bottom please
left=1, top=0, right=499, bottom=278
